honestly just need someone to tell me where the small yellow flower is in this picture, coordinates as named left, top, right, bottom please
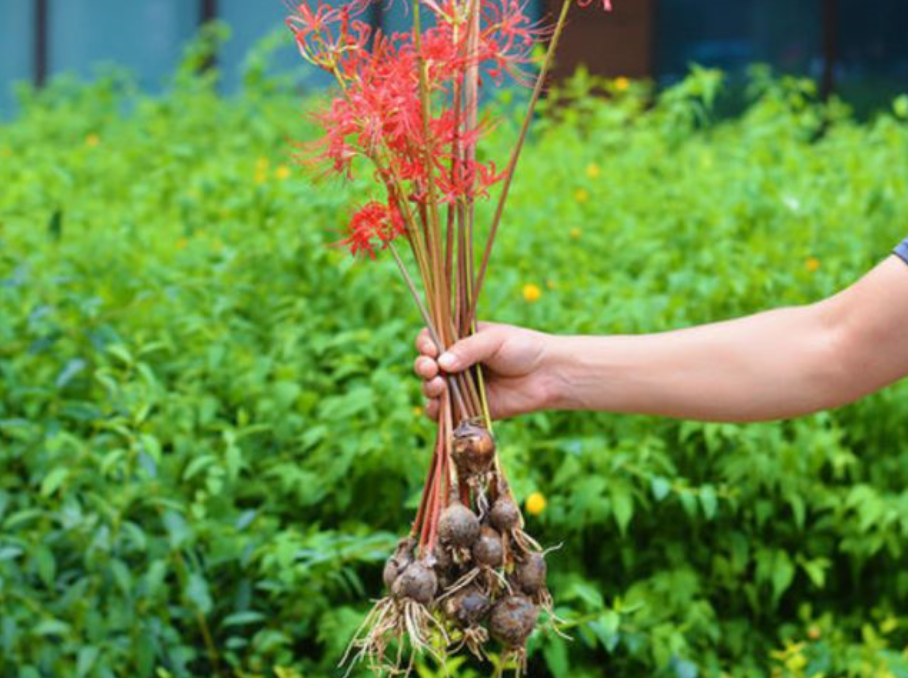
left=585, top=162, right=601, bottom=180
left=805, top=257, right=820, bottom=273
left=86, top=134, right=100, bottom=147
left=522, top=283, right=542, bottom=303
left=614, top=76, right=630, bottom=91
left=176, top=237, right=188, bottom=250
left=574, top=188, right=590, bottom=204
left=412, top=406, right=424, bottom=417
left=569, top=227, right=582, bottom=240
left=254, top=157, right=269, bottom=183
left=525, top=492, right=547, bottom=516
left=275, top=165, right=291, bottom=181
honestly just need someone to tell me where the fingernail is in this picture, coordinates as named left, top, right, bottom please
left=438, top=353, right=457, bottom=370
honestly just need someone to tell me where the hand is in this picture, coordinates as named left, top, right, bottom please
left=413, top=322, right=556, bottom=420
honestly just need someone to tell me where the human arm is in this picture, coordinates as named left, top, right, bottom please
left=415, top=255, right=908, bottom=423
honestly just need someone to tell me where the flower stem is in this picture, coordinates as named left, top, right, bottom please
left=468, top=0, right=573, bottom=324
left=389, top=242, right=469, bottom=416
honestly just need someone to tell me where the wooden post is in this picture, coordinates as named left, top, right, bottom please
left=200, top=0, right=218, bottom=24
left=34, top=0, right=48, bottom=87
left=199, top=0, right=218, bottom=71
left=373, top=1, right=384, bottom=45
left=821, top=0, right=837, bottom=100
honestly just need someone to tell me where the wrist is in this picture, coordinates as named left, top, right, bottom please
left=537, top=334, right=583, bottom=410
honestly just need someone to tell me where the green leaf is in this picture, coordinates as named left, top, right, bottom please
left=894, top=94, right=908, bottom=119
left=33, top=545, right=55, bottom=587
left=772, top=550, right=796, bottom=604
left=611, top=486, right=634, bottom=536
left=32, top=619, right=70, bottom=637
left=77, top=646, right=99, bottom=678
left=222, top=611, right=266, bottom=627
left=0, top=546, right=23, bottom=561
left=186, top=572, right=213, bottom=614
left=651, top=476, right=672, bottom=501
left=800, top=557, right=830, bottom=589
left=183, top=455, right=217, bottom=482
left=699, top=485, right=717, bottom=520
left=542, top=637, right=570, bottom=678
left=110, top=558, right=133, bottom=596
left=589, top=610, right=621, bottom=653
left=144, top=560, right=168, bottom=598
left=163, top=511, right=191, bottom=549
left=107, top=344, right=134, bottom=365
left=40, top=468, right=69, bottom=497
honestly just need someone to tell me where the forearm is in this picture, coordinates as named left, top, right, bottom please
left=544, top=304, right=846, bottom=422
left=423, top=257, right=908, bottom=422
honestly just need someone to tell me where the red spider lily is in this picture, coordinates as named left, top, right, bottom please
left=339, top=201, right=407, bottom=258
left=292, top=0, right=614, bottom=255
left=476, top=0, right=546, bottom=84
left=285, top=2, right=372, bottom=73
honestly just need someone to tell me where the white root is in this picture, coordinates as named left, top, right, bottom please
left=511, top=527, right=543, bottom=554
left=340, top=597, right=450, bottom=677
left=452, top=624, right=489, bottom=661
left=493, top=647, right=529, bottom=678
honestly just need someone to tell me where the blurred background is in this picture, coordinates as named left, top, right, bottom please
left=2, top=0, right=908, bottom=114
left=3, top=1, right=908, bottom=678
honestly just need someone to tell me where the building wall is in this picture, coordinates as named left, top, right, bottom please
left=549, top=0, right=656, bottom=81
left=0, top=1, right=33, bottom=108
left=1, top=0, right=906, bottom=113
left=47, top=0, right=198, bottom=87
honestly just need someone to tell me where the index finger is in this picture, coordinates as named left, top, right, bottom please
left=415, top=328, right=439, bottom=358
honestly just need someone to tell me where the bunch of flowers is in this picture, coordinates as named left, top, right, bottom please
left=287, top=0, right=612, bottom=672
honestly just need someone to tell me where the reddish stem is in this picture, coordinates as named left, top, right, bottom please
left=426, top=397, right=451, bottom=552
left=411, top=447, right=438, bottom=538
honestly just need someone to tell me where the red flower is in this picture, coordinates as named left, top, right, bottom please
left=290, top=0, right=613, bottom=259
left=339, top=201, right=407, bottom=258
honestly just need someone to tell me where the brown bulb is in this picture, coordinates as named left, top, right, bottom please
left=452, top=421, right=496, bottom=477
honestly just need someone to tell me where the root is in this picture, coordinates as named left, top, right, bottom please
left=494, top=647, right=528, bottom=678
left=340, top=597, right=450, bottom=677
left=453, top=625, right=489, bottom=661
left=438, top=568, right=481, bottom=600
left=472, top=479, right=491, bottom=519
left=488, top=567, right=513, bottom=596
left=511, top=528, right=543, bottom=554
left=441, top=566, right=512, bottom=602
left=537, top=588, right=571, bottom=641
left=340, top=597, right=399, bottom=676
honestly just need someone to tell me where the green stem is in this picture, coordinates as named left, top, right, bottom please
left=468, top=0, right=574, bottom=324
left=413, top=2, right=451, bottom=350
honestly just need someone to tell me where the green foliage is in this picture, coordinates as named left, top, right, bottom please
left=2, top=41, right=908, bottom=678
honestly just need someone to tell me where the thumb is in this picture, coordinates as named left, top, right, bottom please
left=438, top=329, right=503, bottom=373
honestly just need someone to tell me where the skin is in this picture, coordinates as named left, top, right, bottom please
left=415, top=256, right=908, bottom=423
